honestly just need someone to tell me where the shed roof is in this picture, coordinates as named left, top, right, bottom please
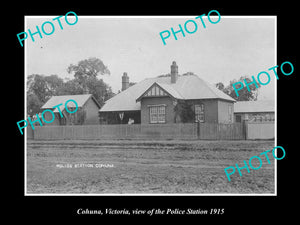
left=234, top=100, right=275, bottom=113
left=100, top=74, right=235, bottom=112
left=42, top=94, right=100, bottom=112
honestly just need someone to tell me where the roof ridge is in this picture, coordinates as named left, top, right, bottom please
left=198, top=76, right=236, bottom=102
left=41, top=94, right=94, bottom=109
left=194, top=76, right=220, bottom=98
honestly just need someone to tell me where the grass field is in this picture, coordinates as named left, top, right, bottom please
left=26, top=139, right=275, bottom=194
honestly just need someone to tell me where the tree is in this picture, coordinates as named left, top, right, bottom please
left=27, top=74, right=48, bottom=103
left=215, top=82, right=225, bottom=91
left=67, top=57, right=110, bottom=82
left=129, top=82, right=137, bottom=87
left=27, top=74, right=64, bottom=116
left=66, top=57, right=114, bottom=106
left=27, top=93, right=43, bottom=116
left=85, top=77, right=115, bottom=107
left=216, top=76, right=261, bottom=101
left=44, top=75, right=65, bottom=95
left=182, top=71, right=195, bottom=76
left=157, top=73, right=170, bottom=77
left=27, top=74, right=64, bottom=103
left=173, top=100, right=195, bottom=123
left=56, top=79, right=84, bottom=96
left=26, top=57, right=115, bottom=116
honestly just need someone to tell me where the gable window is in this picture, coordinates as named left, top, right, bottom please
left=149, top=105, right=166, bottom=123
left=195, top=104, right=204, bottom=122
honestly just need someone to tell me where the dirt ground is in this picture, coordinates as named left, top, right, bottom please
left=26, top=139, right=275, bottom=194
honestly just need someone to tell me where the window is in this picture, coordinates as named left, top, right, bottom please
left=236, top=115, right=242, bottom=123
left=195, top=104, right=204, bottom=122
left=149, top=105, right=166, bottom=123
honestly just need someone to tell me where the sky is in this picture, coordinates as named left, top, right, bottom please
left=25, top=15, right=276, bottom=100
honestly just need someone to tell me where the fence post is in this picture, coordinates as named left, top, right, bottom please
left=243, top=120, right=247, bottom=140
left=32, top=126, right=35, bottom=140
left=197, top=121, right=200, bottom=139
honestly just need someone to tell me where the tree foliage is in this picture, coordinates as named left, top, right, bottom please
left=27, top=92, right=42, bottom=116
left=173, top=100, right=195, bottom=123
left=67, top=57, right=110, bottom=82
left=26, top=57, right=114, bottom=116
left=27, top=74, right=64, bottom=103
left=216, top=76, right=261, bottom=101
left=27, top=74, right=64, bottom=115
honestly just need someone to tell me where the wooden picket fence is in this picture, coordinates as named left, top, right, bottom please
left=29, top=122, right=247, bottom=140
left=246, top=121, right=274, bottom=139
left=198, top=122, right=245, bottom=140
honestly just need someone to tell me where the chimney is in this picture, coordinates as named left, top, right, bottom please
left=171, top=61, right=178, bottom=83
left=122, top=72, right=129, bottom=91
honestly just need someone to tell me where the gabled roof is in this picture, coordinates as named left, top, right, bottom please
left=100, top=74, right=235, bottom=112
left=234, top=100, right=275, bottom=113
left=156, top=82, right=185, bottom=100
left=42, top=94, right=100, bottom=112
left=136, top=82, right=184, bottom=102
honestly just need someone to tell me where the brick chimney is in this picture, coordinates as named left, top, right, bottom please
left=171, top=61, right=178, bottom=83
left=122, top=72, right=129, bottom=91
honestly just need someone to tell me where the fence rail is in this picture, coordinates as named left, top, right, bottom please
left=199, top=123, right=245, bottom=140
left=32, top=123, right=199, bottom=140
left=27, top=121, right=275, bottom=140
left=28, top=122, right=259, bottom=140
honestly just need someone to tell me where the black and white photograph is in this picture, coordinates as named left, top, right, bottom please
left=13, top=5, right=297, bottom=220
left=24, top=15, right=276, bottom=195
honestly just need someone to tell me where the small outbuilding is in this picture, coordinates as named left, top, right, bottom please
left=41, top=94, right=101, bottom=125
left=234, top=100, right=275, bottom=123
